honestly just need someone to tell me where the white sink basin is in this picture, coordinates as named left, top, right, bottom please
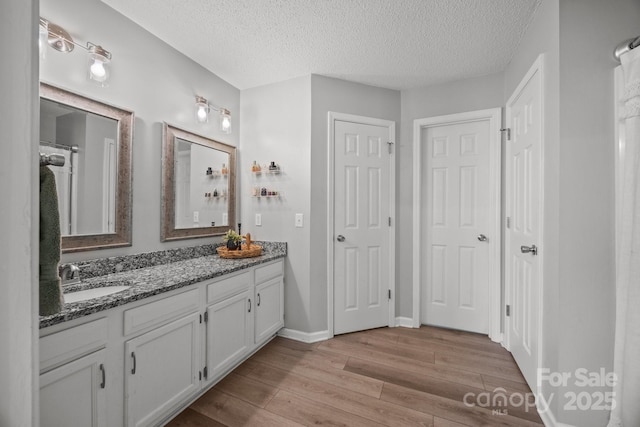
left=64, top=286, right=131, bottom=303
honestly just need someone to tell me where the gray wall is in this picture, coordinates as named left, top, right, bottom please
left=0, top=0, right=39, bottom=425
left=399, top=73, right=505, bottom=318
left=504, top=0, right=640, bottom=425
left=239, top=76, right=313, bottom=332
left=40, top=0, right=240, bottom=263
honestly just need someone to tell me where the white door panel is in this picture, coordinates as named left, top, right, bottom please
left=334, top=120, right=391, bottom=335
left=506, top=57, right=543, bottom=391
left=422, top=120, right=491, bottom=334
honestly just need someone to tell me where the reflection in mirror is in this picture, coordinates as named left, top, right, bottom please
left=40, top=83, right=133, bottom=252
left=162, top=124, right=236, bottom=241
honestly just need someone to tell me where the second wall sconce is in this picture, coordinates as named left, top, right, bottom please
left=40, top=18, right=112, bottom=87
left=195, top=95, right=232, bottom=134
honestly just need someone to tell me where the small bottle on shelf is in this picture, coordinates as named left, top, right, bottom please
left=221, top=163, right=228, bottom=175
left=269, top=161, right=278, bottom=172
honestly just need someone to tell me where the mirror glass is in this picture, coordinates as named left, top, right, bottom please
left=40, top=83, right=133, bottom=253
left=162, top=124, right=236, bottom=241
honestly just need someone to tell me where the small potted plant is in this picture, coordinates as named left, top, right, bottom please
left=222, top=229, right=242, bottom=250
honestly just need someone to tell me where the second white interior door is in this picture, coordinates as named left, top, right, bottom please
left=421, top=117, right=493, bottom=334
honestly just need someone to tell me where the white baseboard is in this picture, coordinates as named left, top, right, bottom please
left=277, top=328, right=331, bottom=343
left=394, top=317, right=416, bottom=328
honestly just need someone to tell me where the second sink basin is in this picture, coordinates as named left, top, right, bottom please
left=64, top=285, right=131, bottom=304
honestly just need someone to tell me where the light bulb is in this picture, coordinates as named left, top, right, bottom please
left=90, top=60, right=106, bottom=80
left=197, top=105, right=208, bottom=122
left=221, top=116, right=231, bottom=130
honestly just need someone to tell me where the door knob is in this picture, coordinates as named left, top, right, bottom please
left=477, top=234, right=488, bottom=242
left=521, top=244, right=538, bottom=255
left=337, top=235, right=345, bottom=242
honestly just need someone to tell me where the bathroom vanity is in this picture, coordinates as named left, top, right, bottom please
left=39, top=243, right=285, bottom=427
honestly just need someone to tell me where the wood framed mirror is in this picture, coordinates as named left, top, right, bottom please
left=161, top=123, right=236, bottom=241
left=39, top=83, right=133, bottom=253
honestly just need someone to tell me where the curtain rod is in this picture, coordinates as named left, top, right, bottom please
left=614, top=36, right=640, bottom=62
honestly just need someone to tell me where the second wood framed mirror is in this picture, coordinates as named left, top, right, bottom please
left=161, top=123, right=236, bottom=241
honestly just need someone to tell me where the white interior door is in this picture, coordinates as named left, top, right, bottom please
left=421, top=119, right=492, bottom=334
left=505, top=56, right=543, bottom=391
left=333, top=119, right=393, bottom=335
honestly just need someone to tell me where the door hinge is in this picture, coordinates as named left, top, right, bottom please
left=388, top=217, right=392, bottom=227
left=387, top=141, right=394, bottom=154
left=500, top=128, right=511, bottom=141
left=388, top=289, right=392, bottom=300
left=506, top=305, right=511, bottom=317
left=203, top=366, right=208, bottom=379
left=506, top=217, right=511, bottom=229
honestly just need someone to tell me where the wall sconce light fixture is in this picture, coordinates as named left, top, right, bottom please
left=195, top=96, right=232, bottom=134
left=40, top=17, right=112, bottom=87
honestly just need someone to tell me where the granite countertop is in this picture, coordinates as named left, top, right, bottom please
left=40, top=242, right=286, bottom=329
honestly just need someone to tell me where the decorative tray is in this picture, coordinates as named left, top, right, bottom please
left=216, top=244, right=263, bottom=259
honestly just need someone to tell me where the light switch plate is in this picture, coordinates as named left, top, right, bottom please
left=295, top=213, right=304, bottom=228
left=255, top=213, right=262, bottom=226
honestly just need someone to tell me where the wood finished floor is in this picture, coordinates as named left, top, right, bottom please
left=166, top=326, right=543, bottom=427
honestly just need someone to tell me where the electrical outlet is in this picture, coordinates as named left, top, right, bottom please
left=295, top=213, right=304, bottom=228
left=255, top=213, right=262, bottom=226
left=193, top=211, right=199, bottom=222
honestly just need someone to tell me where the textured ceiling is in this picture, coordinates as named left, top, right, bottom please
left=101, top=0, right=541, bottom=91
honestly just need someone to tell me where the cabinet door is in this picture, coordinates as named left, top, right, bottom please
left=255, top=277, right=284, bottom=344
left=206, top=290, right=252, bottom=380
left=40, top=349, right=107, bottom=427
left=125, top=312, right=201, bottom=427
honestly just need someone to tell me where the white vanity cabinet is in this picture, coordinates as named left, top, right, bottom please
left=123, top=289, right=201, bottom=427
left=39, top=257, right=285, bottom=427
left=39, top=318, right=108, bottom=427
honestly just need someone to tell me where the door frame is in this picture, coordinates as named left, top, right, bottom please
left=504, top=55, right=545, bottom=378
left=327, top=112, right=396, bottom=338
left=412, top=108, right=502, bottom=342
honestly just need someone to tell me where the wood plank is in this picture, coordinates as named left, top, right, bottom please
left=435, top=353, right=527, bottom=383
left=265, top=389, right=387, bottom=427
left=190, top=389, right=303, bottom=427
left=250, top=345, right=384, bottom=398
left=482, top=374, right=532, bottom=393
left=164, top=408, right=226, bottom=427
left=434, top=416, right=469, bottom=427
left=318, top=338, right=484, bottom=389
left=258, top=340, right=348, bottom=370
left=380, top=382, right=543, bottom=427
left=334, top=330, right=436, bottom=362
left=214, top=372, right=278, bottom=408
left=246, top=360, right=434, bottom=427
left=344, top=357, right=485, bottom=402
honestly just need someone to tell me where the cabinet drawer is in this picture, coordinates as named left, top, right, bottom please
left=255, top=260, right=283, bottom=284
left=123, top=288, right=199, bottom=336
left=40, top=318, right=107, bottom=373
left=207, top=271, right=252, bottom=304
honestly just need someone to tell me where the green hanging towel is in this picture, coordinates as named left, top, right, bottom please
left=39, top=165, right=64, bottom=315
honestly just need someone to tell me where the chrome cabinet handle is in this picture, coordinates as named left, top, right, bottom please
left=99, top=364, right=106, bottom=389
left=521, top=245, right=538, bottom=255
left=248, top=298, right=252, bottom=313
left=257, top=293, right=261, bottom=307
left=131, top=352, right=136, bottom=375
left=477, top=234, right=488, bottom=242
left=337, top=235, right=345, bottom=242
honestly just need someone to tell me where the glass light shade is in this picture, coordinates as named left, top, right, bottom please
left=195, top=96, right=209, bottom=123
left=219, top=108, right=232, bottom=134
left=88, top=45, right=111, bottom=87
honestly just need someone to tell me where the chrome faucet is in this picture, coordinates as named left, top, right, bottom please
left=60, top=263, right=81, bottom=285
